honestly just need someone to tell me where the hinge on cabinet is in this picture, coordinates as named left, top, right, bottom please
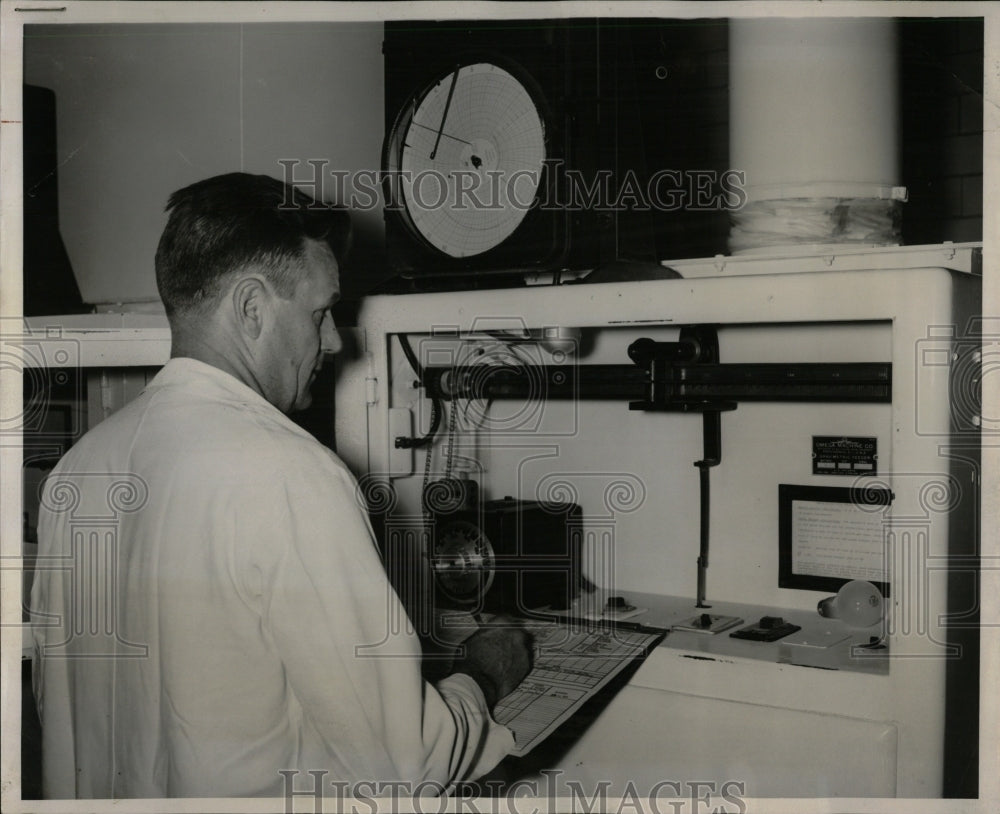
left=365, top=377, right=378, bottom=405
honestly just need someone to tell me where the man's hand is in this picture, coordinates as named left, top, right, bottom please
left=451, top=621, right=533, bottom=709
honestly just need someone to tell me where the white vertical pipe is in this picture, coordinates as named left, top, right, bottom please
left=729, top=18, right=904, bottom=251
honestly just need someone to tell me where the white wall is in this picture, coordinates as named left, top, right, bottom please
left=23, top=22, right=385, bottom=306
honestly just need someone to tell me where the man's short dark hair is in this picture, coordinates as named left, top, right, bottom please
left=154, top=172, right=351, bottom=317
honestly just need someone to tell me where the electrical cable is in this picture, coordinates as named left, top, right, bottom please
left=444, top=397, right=459, bottom=479
left=396, top=334, right=441, bottom=448
left=458, top=339, right=534, bottom=432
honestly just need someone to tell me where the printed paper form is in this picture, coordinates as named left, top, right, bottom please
left=791, top=499, right=887, bottom=582
left=492, top=621, right=664, bottom=757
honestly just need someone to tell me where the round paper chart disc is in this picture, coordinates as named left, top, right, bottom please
left=399, top=63, right=546, bottom=258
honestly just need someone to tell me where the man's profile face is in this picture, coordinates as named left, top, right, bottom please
left=260, top=238, right=342, bottom=413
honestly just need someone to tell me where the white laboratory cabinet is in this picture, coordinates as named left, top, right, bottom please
left=336, top=244, right=982, bottom=799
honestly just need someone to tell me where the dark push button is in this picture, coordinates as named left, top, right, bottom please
left=759, top=615, right=784, bottom=629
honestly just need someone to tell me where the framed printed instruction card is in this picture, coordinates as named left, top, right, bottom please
left=778, top=484, right=892, bottom=597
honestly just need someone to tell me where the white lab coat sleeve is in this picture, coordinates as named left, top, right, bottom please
left=434, top=673, right=517, bottom=781
left=238, top=446, right=514, bottom=790
left=30, top=548, right=79, bottom=798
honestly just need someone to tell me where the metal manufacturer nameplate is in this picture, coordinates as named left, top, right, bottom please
left=812, top=436, right=878, bottom=476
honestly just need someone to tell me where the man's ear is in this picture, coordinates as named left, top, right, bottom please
left=231, top=276, right=268, bottom=340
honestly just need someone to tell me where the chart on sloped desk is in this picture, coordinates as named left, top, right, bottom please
left=492, top=622, right=664, bottom=757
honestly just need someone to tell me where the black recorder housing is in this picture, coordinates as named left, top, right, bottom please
left=430, top=495, right=583, bottom=615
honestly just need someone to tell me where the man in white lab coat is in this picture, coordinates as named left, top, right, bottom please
left=30, top=173, right=530, bottom=799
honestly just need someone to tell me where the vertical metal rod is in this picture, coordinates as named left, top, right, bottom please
left=695, top=410, right=723, bottom=608
left=695, top=461, right=712, bottom=607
